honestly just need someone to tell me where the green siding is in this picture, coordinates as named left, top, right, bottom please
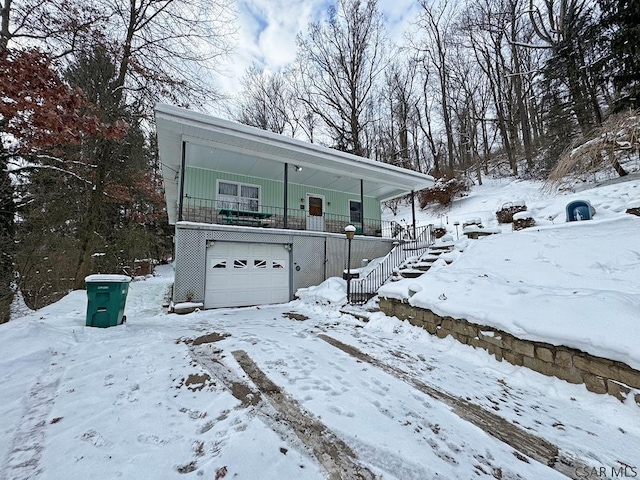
left=183, top=166, right=381, bottom=221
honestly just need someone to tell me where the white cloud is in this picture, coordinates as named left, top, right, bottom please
left=215, top=0, right=421, bottom=103
left=217, top=0, right=330, bottom=97
left=378, top=0, right=422, bottom=46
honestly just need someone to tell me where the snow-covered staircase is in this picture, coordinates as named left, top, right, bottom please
left=391, top=238, right=460, bottom=280
left=348, top=225, right=434, bottom=304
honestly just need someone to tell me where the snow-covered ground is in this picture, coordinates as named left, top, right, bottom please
left=380, top=177, right=640, bottom=370
left=1, top=176, right=640, bottom=479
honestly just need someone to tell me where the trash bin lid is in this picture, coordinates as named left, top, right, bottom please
left=85, top=274, right=132, bottom=283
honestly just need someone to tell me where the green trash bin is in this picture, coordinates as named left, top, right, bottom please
left=85, top=274, right=131, bottom=328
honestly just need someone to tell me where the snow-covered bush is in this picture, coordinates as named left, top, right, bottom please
left=432, top=227, right=448, bottom=238
left=418, top=177, right=472, bottom=208
left=496, top=200, right=527, bottom=223
left=513, top=210, right=535, bottom=230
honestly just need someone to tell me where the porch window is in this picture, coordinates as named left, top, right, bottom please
left=217, top=181, right=260, bottom=211
left=349, top=200, right=362, bottom=223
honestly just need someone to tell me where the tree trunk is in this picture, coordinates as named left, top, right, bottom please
left=611, top=156, right=628, bottom=177
left=73, top=140, right=111, bottom=288
left=0, top=156, right=15, bottom=323
left=488, top=71, right=517, bottom=176
left=440, top=71, right=456, bottom=174
left=0, top=0, right=11, bottom=49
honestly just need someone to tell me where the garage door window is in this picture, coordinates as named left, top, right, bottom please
left=234, top=259, right=248, bottom=268
left=254, top=260, right=267, bottom=268
left=272, top=260, right=285, bottom=269
left=212, top=260, right=226, bottom=269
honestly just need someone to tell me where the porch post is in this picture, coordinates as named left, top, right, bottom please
left=411, top=190, right=416, bottom=238
left=283, top=163, right=288, bottom=229
left=360, top=179, right=364, bottom=234
left=178, top=140, right=186, bottom=222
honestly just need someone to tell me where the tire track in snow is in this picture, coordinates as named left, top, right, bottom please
left=318, top=334, right=592, bottom=480
left=0, top=351, right=65, bottom=480
left=188, top=344, right=376, bottom=480
left=232, top=350, right=377, bottom=480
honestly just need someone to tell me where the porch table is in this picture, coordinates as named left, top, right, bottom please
left=218, top=208, right=273, bottom=226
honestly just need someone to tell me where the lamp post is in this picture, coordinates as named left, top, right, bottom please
left=345, top=225, right=356, bottom=303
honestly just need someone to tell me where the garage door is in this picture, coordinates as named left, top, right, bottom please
left=205, top=242, right=290, bottom=308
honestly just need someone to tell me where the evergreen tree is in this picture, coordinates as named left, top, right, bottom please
left=1, top=48, right=114, bottom=320
left=597, top=0, right=640, bottom=111
left=15, top=45, right=172, bottom=308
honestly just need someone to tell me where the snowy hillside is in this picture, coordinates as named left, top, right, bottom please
left=381, top=176, right=640, bottom=369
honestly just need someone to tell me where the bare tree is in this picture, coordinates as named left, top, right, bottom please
left=1, top=0, right=103, bottom=52
left=413, top=0, right=458, bottom=174
left=507, top=0, right=535, bottom=169
left=386, top=60, right=419, bottom=170
left=65, top=0, right=236, bottom=286
left=101, top=0, right=236, bottom=110
left=295, top=0, right=387, bottom=156
left=415, top=55, right=444, bottom=175
left=235, top=64, right=295, bottom=135
left=371, top=59, right=421, bottom=171
left=459, top=0, right=522, bottom=175
left=3, top=0, right=235, bottom=108
left=447, top=47, right=489, bottom=184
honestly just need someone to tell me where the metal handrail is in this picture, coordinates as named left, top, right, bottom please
left=349, top=224, right=434, bottom=304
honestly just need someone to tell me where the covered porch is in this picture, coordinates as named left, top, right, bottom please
left=155, top=104, right=434, bottom=237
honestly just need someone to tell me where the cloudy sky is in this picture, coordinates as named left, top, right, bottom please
left=216, top=0, right=422, bottom=99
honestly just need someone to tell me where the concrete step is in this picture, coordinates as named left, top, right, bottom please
left=411, top=264, right=433, bottom=271
left=429, top=242, right=455, bottom=251
left=346, top=292, right=377, bottom=304
left=419, top=254, right=441, bottom=262
left=400, top=270, right=425, bottom=278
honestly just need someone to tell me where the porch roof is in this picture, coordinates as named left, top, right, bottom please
left=155, top=104, right=434, bottom=225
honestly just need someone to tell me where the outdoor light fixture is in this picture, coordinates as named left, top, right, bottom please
left=345, top=224, right=356, bottom=240
left=294, top=165, right=303, bottom=172
left=454, top=221, right=460, bottom=240
left=344, top=225, right=357, bottom=302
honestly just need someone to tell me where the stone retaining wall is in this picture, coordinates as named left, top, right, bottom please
left=379, top=297, right=640, bottom=404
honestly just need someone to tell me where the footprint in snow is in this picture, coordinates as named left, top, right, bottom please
left=81, top=430, right=111, bottom=448
left=137, top=433, right=170, bottom=446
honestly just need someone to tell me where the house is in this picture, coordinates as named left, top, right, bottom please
left=155, top=104, right=434, bottom=308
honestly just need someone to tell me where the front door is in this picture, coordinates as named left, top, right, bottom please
left=306, top=194, right=325, bottom=231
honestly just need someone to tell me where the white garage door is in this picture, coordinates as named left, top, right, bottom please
left=205, top=242, right=290, bottom=308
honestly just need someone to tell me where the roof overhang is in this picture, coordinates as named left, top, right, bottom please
left=155, top=104, right=434, bottom=225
